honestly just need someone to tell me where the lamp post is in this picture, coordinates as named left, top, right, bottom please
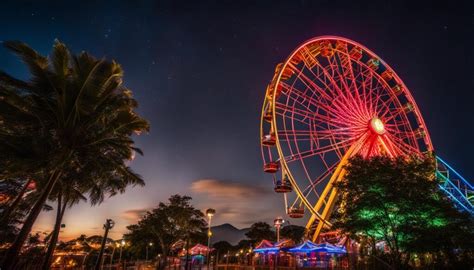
left=119, top=240, right=126, bottom=264
left=273, top=217, right=284, bottom=270
left=110, top=242, right=120, bottom=267
left=206, top=208, right=216, bottom=269
left=274, top=217, right=284, bottom=243
left=146, top=242, right=153, bottom=261
left=95, top=219, right=115, bottom=270
left=247, top=248, right=252, bottom=266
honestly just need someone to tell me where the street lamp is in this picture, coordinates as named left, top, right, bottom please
left=110, top=242, right=120, bottom=266
left=157, top=254, right=162, bottom=269
left=247, top=248, right=253, bottom=266
left=95, top=219, right=115, bottom=270
left=273, top=217, right=284, bottom=270
left=274, top=217, right=284, bottom=243
left=206, top=208, right=216, bottom=269
left=146, top=242, right=153, bottom=261
left=206, top=208, right=216, bottom=248
left=119, top=240, right=126, bottom=264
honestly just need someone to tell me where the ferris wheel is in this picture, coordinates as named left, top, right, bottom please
left=260, top=36, right=434, bottom=241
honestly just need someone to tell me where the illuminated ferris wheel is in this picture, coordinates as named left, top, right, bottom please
left=260, top=36, right=434, bottom=241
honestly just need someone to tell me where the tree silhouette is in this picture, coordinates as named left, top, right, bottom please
left=245, top=222, right=275, bottom=244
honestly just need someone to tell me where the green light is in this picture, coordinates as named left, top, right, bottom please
left=430, top=217, right=446, bottom=227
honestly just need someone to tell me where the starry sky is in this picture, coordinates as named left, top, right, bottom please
left=0, top=0, right=472, bottom=240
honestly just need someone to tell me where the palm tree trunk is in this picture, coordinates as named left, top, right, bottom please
left=1, top=179, right=32, bottom=222
left=42, top=191, right=68, bottom=270
left=1, top=170, right=62, bottom=270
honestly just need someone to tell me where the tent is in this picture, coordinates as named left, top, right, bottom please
left=288, top=240, right=319, bottom=253
left=274, top=239, right=294, bottom=248
left=189, top=244, right=213, bottom=255
left=253, top=239, right=279, bottom=253
left=288, top=241, right=346, bottom=254
left=313, top=243, right=347, bottom=254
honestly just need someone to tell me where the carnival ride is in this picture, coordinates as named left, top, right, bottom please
left=260, top=36, right=473, bottom=242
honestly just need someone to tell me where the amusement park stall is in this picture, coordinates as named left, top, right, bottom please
left=252, top=239, right=348, bottom=269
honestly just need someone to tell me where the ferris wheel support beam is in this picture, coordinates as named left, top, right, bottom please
left=305, top=136, right=366, bottom=241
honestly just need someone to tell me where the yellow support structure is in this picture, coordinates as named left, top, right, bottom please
left=305, top=135, right=367, bottom=241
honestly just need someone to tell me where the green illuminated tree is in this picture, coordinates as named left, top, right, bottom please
left=333, top=155, right=474, bottom=269
left=0, top=40, right=149, bottom=269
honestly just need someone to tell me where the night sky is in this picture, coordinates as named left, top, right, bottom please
left=1, top=0, right=472, bottom=240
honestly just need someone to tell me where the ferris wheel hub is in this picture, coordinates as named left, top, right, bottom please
left=370, top=117, right=386, bottom=135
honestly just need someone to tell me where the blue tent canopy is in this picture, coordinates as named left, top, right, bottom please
left=253, top=247, right=279, bottom=253
left=288, top=240, right=319, bottom=253
left=288, top=241, right=346, bottom=254
left=313, top=243, right=347, bottom=254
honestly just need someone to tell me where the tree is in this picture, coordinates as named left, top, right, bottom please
left=0, top=178, right=52, bottom=246
left=0, top=178, right=34, bottom=223
left=0, top=179, right=34, bottom=244
left=212, top=241, right=233, bottom=263
left=280, top=225, right=306, bottom=244
left=236, top=239, right=253, bottom=250
left=0, top=40, right=149, bottom=269
left=245, top=222, right=275, bottom=244
left=212, top=241, right=233, bottom=253
left=42, top=150, right=146, bottom=269
left=124, top=195, right=206, bottom=270
left=333, top=155, right=474, bottom=269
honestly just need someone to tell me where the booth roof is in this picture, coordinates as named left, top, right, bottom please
left=288, top=241, right=346, bottom=254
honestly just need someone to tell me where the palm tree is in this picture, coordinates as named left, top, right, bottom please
left=0, top=179, right=35, bottom=244
left=0, top=40, right=149, bottom=269
left=41, top=152, right=145, bottom=269
left=0, top=177, right=53, bottom=245
left=0, top=178, right=34, bottom=223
